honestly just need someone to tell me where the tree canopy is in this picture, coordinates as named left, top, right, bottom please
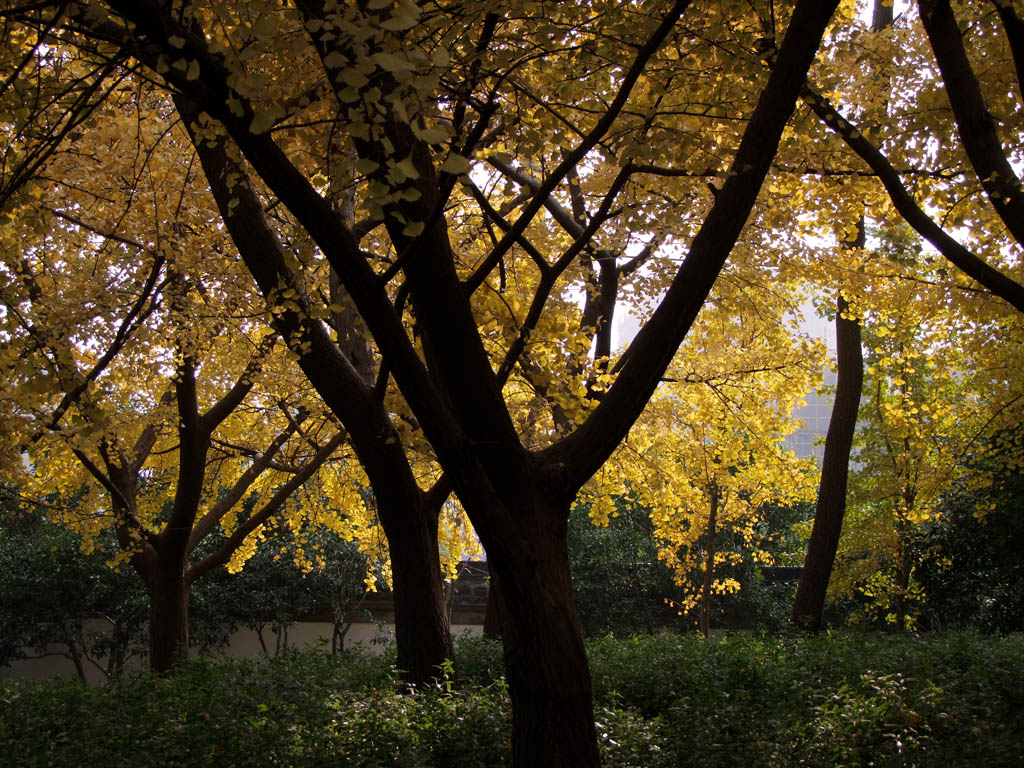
left=1, top=0, right=1023, bottom=764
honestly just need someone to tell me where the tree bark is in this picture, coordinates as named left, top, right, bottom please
left=791, top=291, right=864, bottom=631
left=699, top=488, right=720, bottom=639
left=387, top=506, right=454, bottom=682
left=485, top=504, right=599, bottom=768
left=482, top=561, right=506, bottom=640
left=147, top=560, right=190, bottom=673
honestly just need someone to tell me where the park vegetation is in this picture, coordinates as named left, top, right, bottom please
left=2, top=632, right=1024, bottom=767
left=0, top=0, right=1023, bottom=764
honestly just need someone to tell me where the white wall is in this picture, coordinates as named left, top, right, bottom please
left=1, top=621, right=484, bottom=685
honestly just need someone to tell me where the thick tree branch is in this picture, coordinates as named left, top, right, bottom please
left=175, top=95, right=436, bottom=529
left=187, top=430, right=346, bottom=583
left=802, top=82, right=1024, bottom=312
left=544, top=0, right=842, bottom=492
left=187, top=417, right=307, bottom=554
left=990, top=0, right=1024, bottom=88
left=162, top=353, right=209, bottom=553
left=920, top=0, right=1024, bottom=247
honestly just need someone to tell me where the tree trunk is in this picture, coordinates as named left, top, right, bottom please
left=893, top=553, right=909, bottom=632
left=700, top=488, right=720, bottom=639
left=177, top=101, right=455, bottom=686
left=106, top=618, right=130, bottom=678
left=791, top=292, right=864, bottom=631
left=60, top=620, right=87, bottom=682
left=893, top=499, right=914, bottom=631
left=791, top=2, right=887, bottom=631
left=482, top=560, right=507, bottom=640
left=387, top=512, right=454, bottom=684
left=487, top=507, right=599, bottom=768
left=147, top=563, right=190, bottom=673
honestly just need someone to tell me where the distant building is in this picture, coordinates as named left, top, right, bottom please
left=785, top=369, right=838, bottom=463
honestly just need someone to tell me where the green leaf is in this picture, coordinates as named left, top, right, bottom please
left=431, top=47, right=450, bottom=68
left=381, top=13, right=417, bottom=31
left=439, top=153, right=471, bottom=175
left=249, top=109, right=278, bottom=135
left=402, top=221, right=425, bottom=237
left=322, top=51, right=346, bottom=70
left=395, top=156, right=420, bottom=181
left=337, top=68, right=368, bottom=88
left=355, top=157, right=380, bottom=175
left=374, top=52, right=412, bottom=73
left=252, top=15, right=276, bottom=41
left=413, top=123, right=449, bottom=145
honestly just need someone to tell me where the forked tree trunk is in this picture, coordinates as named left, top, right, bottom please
left=177, top=101, right=455, bottom=687
left=60, top=621, right=87, bottom=682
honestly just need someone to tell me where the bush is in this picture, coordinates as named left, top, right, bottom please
left=0, top=508, right=149, bottom=677
left=2, top=631, right=1022, bottom=767
left=567, top=500, right=682, bottom=636
left=453, top=632, right=504, bottom=686
left=915, top=471, right=1024, bottom=633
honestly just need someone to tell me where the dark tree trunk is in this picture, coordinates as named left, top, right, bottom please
left=364, top=470, right=453, bottom=686
left=387, top=510, right=454, bottom=683
left=791, top=292, right=864, bottom=631
left=699, top=488, right=720, bottom=639
left=893, top=485, right=916, bottom=632
left=147, top=562, right=190, bottom=673
left=60, top=620, right=87, bottom=682
left=482, top=560, right=505, bottom=640
left=484, top=500, right=599, bottom=768
left=792, top=2, right=886, bottom=631
left=893, top=549, right=910, bottom=632
left=178, top=101, right=454, bottom=687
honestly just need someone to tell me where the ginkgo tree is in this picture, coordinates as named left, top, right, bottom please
left=578, top=294, right=822, bottom=637
left=801, top=0, right=1024, bottom=312
left=742, top=0, right=1024, bottom=629
left=0, top=180, right=358, bottom=671
left=0, top=71, right=387, bottom=670
left=828, top=239, right=1024, bottom=630
left=1, top=45, right=481, bottom=683
left=0, top=0, right=860, bottom=763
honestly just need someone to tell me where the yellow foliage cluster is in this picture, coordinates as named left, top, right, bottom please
left=0, top=0, right=1021, bottom=626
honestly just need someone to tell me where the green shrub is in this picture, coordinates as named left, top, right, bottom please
left=2, top=631, right=1022, bottom=767
left=452, top=632, right=504, bottom=686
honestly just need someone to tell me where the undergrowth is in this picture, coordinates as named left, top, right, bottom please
left=2, top=631, right=1021, bottom=767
